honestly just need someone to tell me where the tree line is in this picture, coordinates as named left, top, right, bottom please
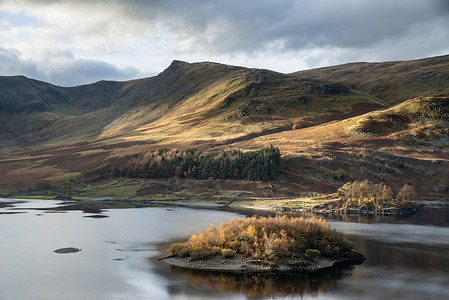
left=112, top=146, right=281, bottom=182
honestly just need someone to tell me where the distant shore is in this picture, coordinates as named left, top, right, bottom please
left=2, top=192, right=448, bottom=217
left=231, top=199, right=449, bottom=217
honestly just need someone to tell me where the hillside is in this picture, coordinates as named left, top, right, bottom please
left=1, top=55, right=449, bottom=199
left=292, top=54, right=449, bottom=105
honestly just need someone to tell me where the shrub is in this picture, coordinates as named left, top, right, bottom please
left=292, top=236, right=307, bottom=253
left=341, top=239, right=354, bottom=252
left=333, top=246, right=341, bottom=256
left=318, top=239, right=332, bottom=256
left=395, top=184, right=416, bottom=205
left=190, top=248, right=213, bottom=261
left=222, top=248, right=237, bottom=258
left=305, top=249, right=321, bottom=260
left=169, top=243, right=189, bottom=257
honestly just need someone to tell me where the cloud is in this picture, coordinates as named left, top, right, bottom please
left=0, top=46, right=140, bottom=86
left=0, top=0, right=448, bottom=85
left=100, top=0, right=449, bottom=54
left=48, top=58, right=141, bottom=87
left=0, top=47, right=40, bottom=77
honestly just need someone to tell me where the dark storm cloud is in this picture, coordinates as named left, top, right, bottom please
left=116, top=0, right=449, bottom=54
left=1, top=0, right=448, bottom=85
left=19, top=0, right=449, bottom=54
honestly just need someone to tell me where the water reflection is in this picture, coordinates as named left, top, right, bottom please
left=327, top=221, right=449, bottom=247
left=348, top=233, right=449, bottom=272
left=168, top=265, right=353, bottom=298
left=2, top=198, right=449, bottom=299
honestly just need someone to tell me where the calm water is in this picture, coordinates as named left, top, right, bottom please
left=0, top=198, right=448, bottom=299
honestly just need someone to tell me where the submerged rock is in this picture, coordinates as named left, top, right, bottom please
left=54, top=247, right=81, bottom=254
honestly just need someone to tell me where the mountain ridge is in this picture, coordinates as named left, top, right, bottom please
left=1, top=54, right=449, bottom=197
left=292, top=54, right=449, bottom=104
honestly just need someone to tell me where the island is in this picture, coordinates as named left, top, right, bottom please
left=162, top=215, right=365, bottom=273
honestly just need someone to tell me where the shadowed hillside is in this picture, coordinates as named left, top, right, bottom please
left=1, top=55, right=449, bottom=199
left=292, top=54, right=449, bottom=105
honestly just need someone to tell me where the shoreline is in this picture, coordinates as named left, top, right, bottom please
left=231, top=199, right=449, bottom=217
left=2, top=194, right=448, bottom=217
left=162, top=252, right=366, bottom=274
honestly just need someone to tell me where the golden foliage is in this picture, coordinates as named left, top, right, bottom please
left=169, top=215, right=353, bottom=261
left=221, top=248, right=236, bottom=258
left=337, top=180, right=416, bottom=208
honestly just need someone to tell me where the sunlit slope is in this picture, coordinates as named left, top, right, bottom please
left=0, top=60, right=379, bottom=150
left=111, top=62, right=378, bottom=146
left=2, top=54, right=448, bottom=151
left=236, top=94, right=449, bottom=194
left=246, top=95, right=449, bottom=150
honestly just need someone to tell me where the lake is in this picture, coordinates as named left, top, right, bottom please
left=1, top=198, right=448, bottom=299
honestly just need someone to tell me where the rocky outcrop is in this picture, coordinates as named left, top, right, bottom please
left=163, top=252, right=365, bottom=274
left=54, top=247, right=81, bottom=254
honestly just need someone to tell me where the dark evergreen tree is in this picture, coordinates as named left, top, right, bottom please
left=114, top=146, right=281, bottom=182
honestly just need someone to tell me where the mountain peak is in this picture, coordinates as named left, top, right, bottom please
left=156, top=60, right=190, bottom=78
left=171, top=59, right=188, bottom=65
left=168, top=60, right=189, bottom=69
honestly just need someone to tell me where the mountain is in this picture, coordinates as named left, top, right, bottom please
left=0, top=60, right=381, bottom=148
left=292, top=54, right=449, bottom=105
left=1, top=55, right=449, bottom=197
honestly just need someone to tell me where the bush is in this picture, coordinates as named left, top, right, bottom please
left=341, top=239, right=354, bottom=252
left=212, top=246, right=222, bottom=255
left=333, top=246, right=341, bottom=256
left=395, top=184, right=416, bottom=205
left=222, top=248, right=236, bottom=258
left=305, top=249, right=321, bottom=260
left=169, top=243, right=189, bottom=257
left=190, top=248, right=213, bottom=261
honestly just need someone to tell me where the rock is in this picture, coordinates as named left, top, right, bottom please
left=235, top=99, right=271, bottom=118
left=54, top=247, right=81, bottom=254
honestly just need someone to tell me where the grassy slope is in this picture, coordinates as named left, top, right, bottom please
left=237, top=95, right=449, bottom=194
left=1, top=55, right=449, bottom=199
left=292, top=54, right=449, bottom=105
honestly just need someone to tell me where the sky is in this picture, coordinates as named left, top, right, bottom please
left=0, top=0, right=448, bottom=87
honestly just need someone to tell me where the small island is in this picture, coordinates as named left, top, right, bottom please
left=163, top=215, right=365, bottom=273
